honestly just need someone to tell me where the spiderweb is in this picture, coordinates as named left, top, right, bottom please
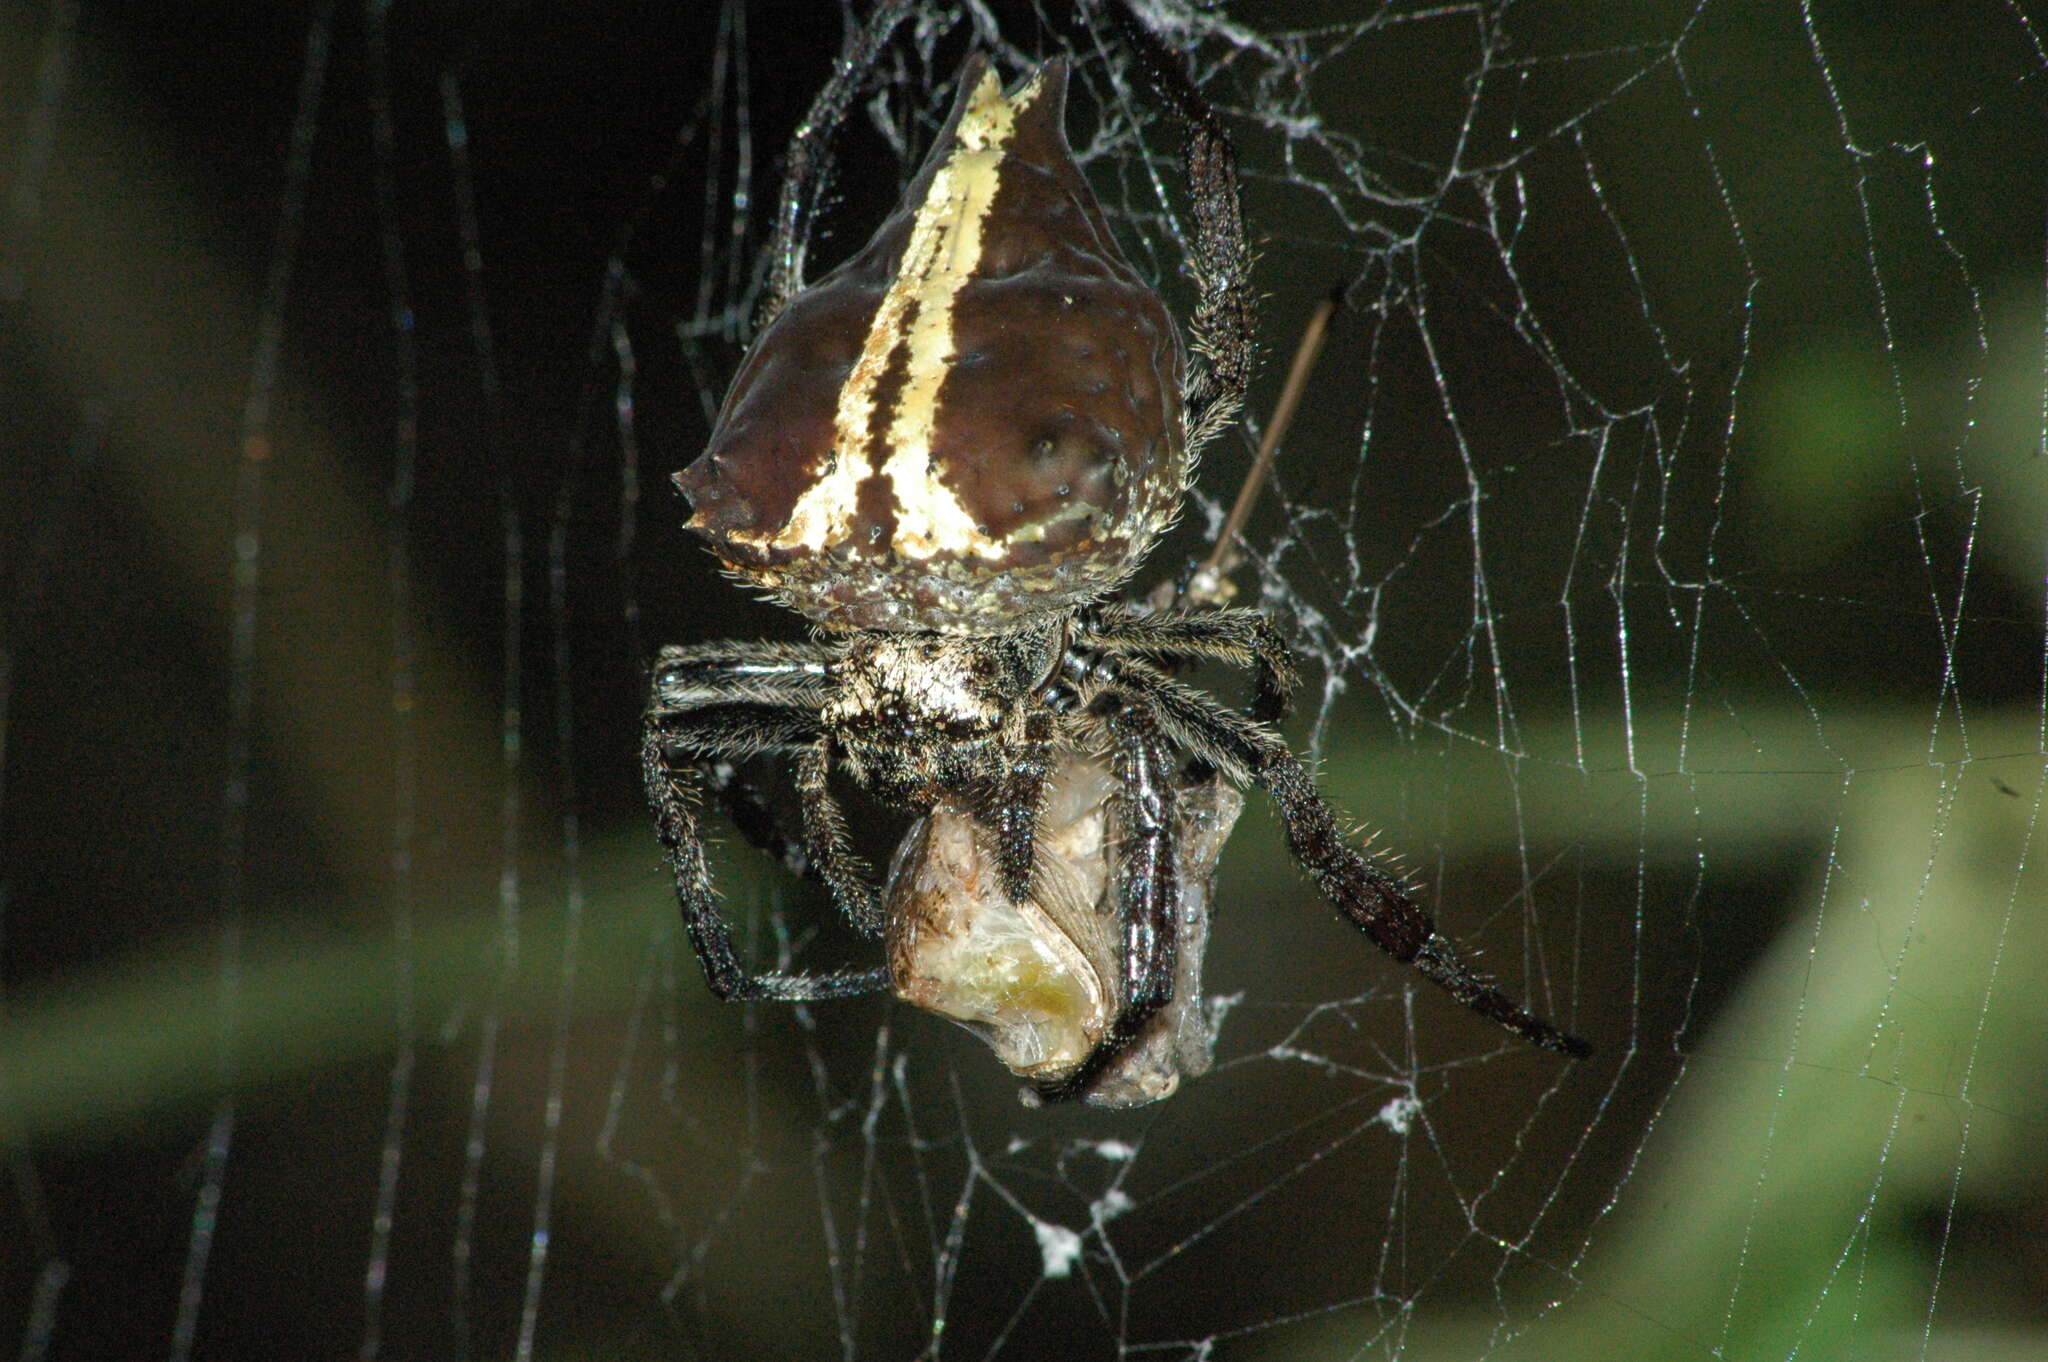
left=3, top=1, right=2045, bottom=1357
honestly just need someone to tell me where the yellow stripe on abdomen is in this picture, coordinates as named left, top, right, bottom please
left=772, top=65, right=1045, bottom=561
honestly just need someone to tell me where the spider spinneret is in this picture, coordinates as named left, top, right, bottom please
left=645, top=18, right=1588, bottom=1108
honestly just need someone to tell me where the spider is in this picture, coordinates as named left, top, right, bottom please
left=644, top=9, right=1589, bottom=1106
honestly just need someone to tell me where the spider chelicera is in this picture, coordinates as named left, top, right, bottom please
left=644, top=9, right=1589, bottom=1106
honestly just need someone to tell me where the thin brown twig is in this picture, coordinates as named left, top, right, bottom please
left=1186, top=288, right=1341, bottom=602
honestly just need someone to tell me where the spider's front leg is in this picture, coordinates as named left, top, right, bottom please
left=1117, top=660, right=1592, bottom=1059
left=1081, top=604, right=1298, bottom=725
left=643, top=644, right=887, bottom=1003
left=1031, top=690, right=1182, bottom=1104
left=976, top=707, right=1057, bottom=907
left=655, top=642, right=878, bottom=925
left=795, top=737, right=884, bottom=935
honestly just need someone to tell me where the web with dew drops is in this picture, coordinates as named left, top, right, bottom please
left=2, top=1, right=2045, bottom=1358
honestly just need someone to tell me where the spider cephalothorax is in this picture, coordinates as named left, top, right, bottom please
left=645, top=12, right=1586, bottom=1107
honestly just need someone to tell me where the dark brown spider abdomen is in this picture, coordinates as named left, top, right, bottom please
left=678, top=56, right=1187, bottom=633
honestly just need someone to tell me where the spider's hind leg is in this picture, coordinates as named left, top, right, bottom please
left=757, top=0, right=919, bottom=323
left=1106, top=0, right=1256, bottom=453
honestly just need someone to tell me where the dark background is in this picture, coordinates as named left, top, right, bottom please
left=4, top=2, right=2045, bottom=1358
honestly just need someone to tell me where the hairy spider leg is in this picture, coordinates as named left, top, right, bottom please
left=981, top=706, right=1058, bottom=907
left=1116, top=657, right=1592, bottom=1058
left=795, top=738, right=884, bottom=934
left=758, top=0, right=919, bottom=324
left=644, top=644, right=889, bottom=1001
left=1031, top=686, right=1184, bottom=1102
left=1082, top=603, right=1298, bottom=725
left=643, top=722, right=889, bottom=1004
left=1015, top=608, right=1301, bottom=1098
left=1106, top=0, right=1256, bottom=451
left=653, top=641, right=835, bottom=880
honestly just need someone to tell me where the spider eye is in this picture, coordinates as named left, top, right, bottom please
left=678, top=55, right=1189, bottom=633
